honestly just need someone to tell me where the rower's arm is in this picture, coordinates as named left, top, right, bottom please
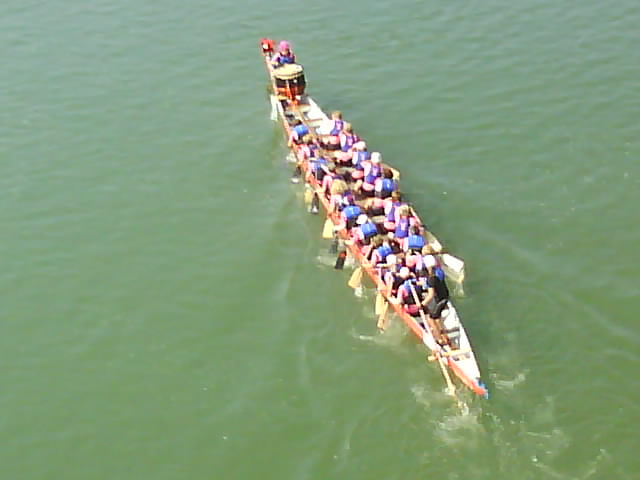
left=422, top=287, right=435, bottom=306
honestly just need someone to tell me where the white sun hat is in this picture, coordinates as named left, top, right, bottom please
left=423, top=254, right=437, bottom=268
left=356, top=214, right=369, bottom=225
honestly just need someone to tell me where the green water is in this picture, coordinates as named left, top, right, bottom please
left=2, top=1, right=639, bottom=478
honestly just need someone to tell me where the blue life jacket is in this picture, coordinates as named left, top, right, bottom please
left=365, top=163, right=381, bottom=184
left=343, top=205, right=362, bottom=220
left=330, top=119, right=344, bottom=136
left=293, top=124, right=309, bottom=138
left=386, top=201, right=402, bottom=222
left=360, top=221, right=377, bottom=239
left=407, top=234, right=425, bottom=251
left=341, top=191, right=355, bottom=208
left=403, top=278, right=427, bottom=306
left=395, top=217, right=410, bottom=238
left=309, top=156, right=327, bottom=172
left=341, top=134, right=357, bottom=152
left=351, top=150, right=370, bottom=168
left=381, top=178, right=395, bottom=193
left=277, top=54, right=295, bottom=65
left=434, top=266, right=445, bottom=281
left=376, top=244, right=392, bottom=261
left=308, top=143, right=320, bottom=158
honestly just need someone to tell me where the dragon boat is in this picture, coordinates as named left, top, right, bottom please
left=259, top=38, right=488, bottom=398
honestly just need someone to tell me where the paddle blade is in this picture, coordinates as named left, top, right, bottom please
left=376, top=301, right=389, bottom=331
left=290, top=165, right=302, bottom=184
left=328, top=237, right=338, bottom=254
left=303, top=188, right=314, bottom=205
left=347, top=267, right=363, bottom=289
left=334, top=250, right=347, bottom=270
left=322, top=218, right=334, bottom=239
left=441, top=253, right=465, bottom=284
left=374, top=292, right=384, bottom=315
left=309, top=193, right=320, bottom=214
left=269, top=95, right=279, bottom=121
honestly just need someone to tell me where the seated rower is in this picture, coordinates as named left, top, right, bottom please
left=350, top=141, right=369, bottom=182
left=335, top=199, right=362, bottom=231
left=321, top=162, right=339, bottom=194
left=395, top=270, right=426, bottom=317
left=335, top=124, right=359, bottom=164
left=421, top=248, right=446, bottom=281
left=370, top=237, right=394, bottom=266
left=420, top=256, right=451, bottom=345
left=347, top=214, right=378, bottom=247
left=328, top=178, right=349, bottom=213
left=287, top=119, right=309, bottom=147
left=405, top=226, right=425, bottom=253
left=383, top=191, right=404, bottom=232
left=358, top=152, right=383, bottom=197
left=361, top=236, right=382, bottom=262
left=340, top=123, right=359, bottom=151
left=394, top=205, right=414, bottom=247
left=319, top=111, right=344, bottom=150
left=271, top=40, right=296, bottom=68
left=366, top=168, right=397, bottom=216
left=307, top=156, right=328, bottom=183
left=298, top=134, right=319, bottom=160
left=374, top=168, right=396, bottom=200
left=384, top=264, right=410, bottom=300
left=387, top=232, right=403, bottom=254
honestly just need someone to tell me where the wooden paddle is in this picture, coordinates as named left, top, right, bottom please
left=347, top=267, right=363, bottom=289
left=407, top=283, right=458, bottom=399
left=376, top=298, right=389, bottom=331
left=334, top=250, right=347, bottom=270
left=427, top=349, right=470, bottom=361
left=374, top=291, right=384, bottom=315
left=322, top=218, right=333, bottom=239
left=376, top=281, right=392, bottom=331
left=291, top=164, right=302, bottom=183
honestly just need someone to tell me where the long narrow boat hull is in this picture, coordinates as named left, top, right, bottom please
left=261, top=46, right=487, bottom=398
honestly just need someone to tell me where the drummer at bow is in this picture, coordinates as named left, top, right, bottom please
left=271, top=41, right=296, bottom=68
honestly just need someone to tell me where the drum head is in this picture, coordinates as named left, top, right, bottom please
left=274, top=63, right=304, bottom=80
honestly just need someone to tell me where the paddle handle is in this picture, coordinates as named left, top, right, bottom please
left=407, top=284, right=457, bottom=397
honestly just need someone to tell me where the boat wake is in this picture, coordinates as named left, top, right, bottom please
left=410, top=383, right=475, bottom=424
left=491, top=370, right=528, bottom=391
left=350, top=314, right=405, bottom=347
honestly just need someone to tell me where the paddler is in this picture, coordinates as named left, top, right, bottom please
left=357, top=151, right=383, bottom=196
left=346, top=214, right=379, bottom=247
left=373, top=168, right=396, bottom=200
left=394, top=205, right=413, bottom=247
left=383, top=191, right=403, bottom=232
left=419, top=255, right=451, bottom=344
left=370, top=237, right=393, bottom=266
left=298, top=135, right=319, bottom=160
left=420, top=247, right=446, bottom=281
left=366, top=168, right=396, bottom=217
left=350, top=141, right=369, bottom=182
left=318, top=111, right=344, bottom=150
left=405, top=232, right=424, bottom=270
left=328, top=177, right=349, bottom=213
left=271, top=40, right=296, bottom=67
left=386, top=266, right=412, bottom=302
left=287, top=119, right=309, bottom=147
left=395, top=270, right=424, bottom=317
left=405, top=226, right=425, bottom=254
left=334, top=198, right=362, bottom=231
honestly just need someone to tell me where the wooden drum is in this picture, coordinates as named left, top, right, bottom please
left=273, top=63, right=306, bottom=100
